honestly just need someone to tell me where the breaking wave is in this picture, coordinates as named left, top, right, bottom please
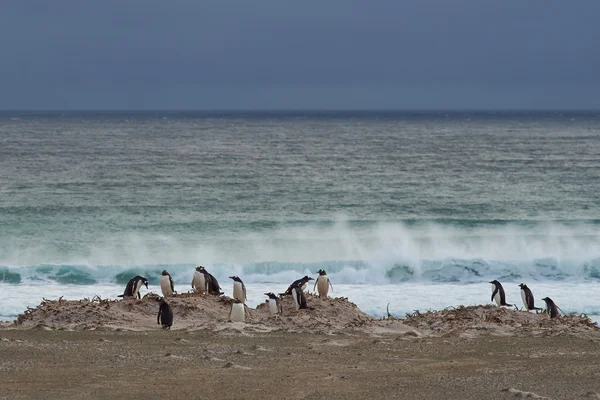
left=2, top=220, right=600, bottom=285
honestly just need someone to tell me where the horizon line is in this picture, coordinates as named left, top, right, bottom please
left=1, top=108, right=599, bottom=113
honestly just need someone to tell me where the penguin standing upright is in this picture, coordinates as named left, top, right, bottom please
left=118, top=275, right=148, bottom=299
left=156, top=297, right=173, bottom=329
left=489, top=280, right=512, bottom=307
left=160, top=270, right=175, bottom=297
left=519, top=283, right=541, bottom=311
left=291, top=285, right=308, bottom=311
left=192, top=266, right=207, bottom=294
left=542, top=297, right=561, bottom=318
left=228, top=298, right=247, bottom=322
left=314, top=269, right=334, bottom=298
left=264, top=292, right=282, bottom=315
left=284, top=276, right=314, bottom=295
left=229, top=276, right=247, bottom=303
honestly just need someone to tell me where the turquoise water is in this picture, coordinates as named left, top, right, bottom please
left=1, top=111, right=600, bottom=320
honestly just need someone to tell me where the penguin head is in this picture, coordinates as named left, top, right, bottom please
left=303, top=275, right=315, bottom=282
left=229, top=276, right=242, bottom=283
left=489, top=280, right=500, bottom=287
left=317, top=269, right=327, bottom=275
left=195, top=266, right=204, bottom=272
left=142, top=278, right=149, bottom=289
left=518, top=283, right=527, bottom=289
left=264, top=292, right=278, bottom=300
left=541, top=297, right=552, bottom=304
left=156, top=297, right=166, bottom=304
left=161, top=270, right=169, bottom=276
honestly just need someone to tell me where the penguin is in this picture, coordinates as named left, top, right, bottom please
left=284, top=276, right=314, bottom=295
left=197, top=266, right=223, bottom=295
left=156, top=297, right=173, bottom=329
left=160, top=269, right=175, bottom=297
left=518, top=283, right=542, bottom=311
left=228, top=298, right=247, bottom=322
left=542, top=297, right=561, bottom=319
left=314, top=269, right=334, bottom=298
left=291, top=285, right=308, bottom=311
left=264, top=292, right=282, bottom=315
left=118, top=275, right=148, bottom=299
left=192, top=266, right=207, bottom=294
left=229, top=276, right=247, bottom=304
left=489, top=280, right=512, bottom=307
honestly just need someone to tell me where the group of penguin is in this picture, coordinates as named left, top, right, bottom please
left=119, top=267, right=334, bottom=330
left=119, top=271, right=562, bottom=331
left=490, top=280, right=562, bottom=318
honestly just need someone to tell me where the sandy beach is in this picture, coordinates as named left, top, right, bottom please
left=2, top=294, right=600, bottom=400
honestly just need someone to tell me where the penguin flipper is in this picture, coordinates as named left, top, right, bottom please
left=329, top=280, right=334, bottom=292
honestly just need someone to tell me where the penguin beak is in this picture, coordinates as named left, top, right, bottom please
left=228, top=276, right=234, bottom=280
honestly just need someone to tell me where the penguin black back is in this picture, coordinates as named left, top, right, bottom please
left=518, top=283, right=540, bottom=311
left=542, top=297, right=560, bottom=319
left=200, top=267, right=222, bottom=295
left=490, top=280, right=512, bottom=307
left=119, top=275, right=148, bottom=298
left=285, top=276, right=314, bottom=295
left=157, top=297, right=174, bottom=329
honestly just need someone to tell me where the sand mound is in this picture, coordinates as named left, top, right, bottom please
left=9, top=296, right=599, bottom=338
left=10, top=292, right=373, bottom=332
left=403, top=304, right=599, bottom=338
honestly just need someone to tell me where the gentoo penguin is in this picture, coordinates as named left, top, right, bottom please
left=314, top=269, right=334, bottom=298
left=264, top=292, right=282, bottom=315
left=228, top=298, right=247, bottom=322
left=197, top=266, right=223, bottom=295
left=229, top=276, right=247, bottom=304
left=542, top=297, right=561, bottom=319
left=118, top=275, right=148, bottom=299
left=284, top=276, right=314, bottom=295
left=192, top=266, right=207, bottom=294
left=160, top=269, right=175, bottom=297
left=518, top=283, right=542, bottom=311
left=490, top=280, right=512, bottom=307
left=156, top=297, right=173, bottom=329
left=291, top=285, right=308, bottom=311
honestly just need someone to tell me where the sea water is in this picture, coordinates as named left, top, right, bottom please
left=1, top=111, right=599, bottom=322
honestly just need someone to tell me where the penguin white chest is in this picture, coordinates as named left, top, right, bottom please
left=160, top=275, right=173, bottom=297
left=268, top=299, right=279, bottom=315
left=291, top=289, right=301, bottom=310
left=300, top=282, right=308, bottom=292
left=192, top=272, right=206, bottom=293
left=133, top=280, right=142, bottom=298
left=233, top=281, right=245, bottom=303
left=230, top=303, right=245, bottom=322
left=520, top=289, right=528, bottom=310
left=317, top=276, right=329, bottom=298
left=493, top=291, right=501, bottom=306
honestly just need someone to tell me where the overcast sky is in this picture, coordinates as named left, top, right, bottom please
left=1, top=1, right=599, bottom=110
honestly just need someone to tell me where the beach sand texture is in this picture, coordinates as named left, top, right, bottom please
left=1, top=293, right=600, bottom=399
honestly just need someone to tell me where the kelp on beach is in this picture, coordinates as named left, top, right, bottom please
left=403, top=305, right=599, bottom=337
left=7, top=294, right=599, bottom=339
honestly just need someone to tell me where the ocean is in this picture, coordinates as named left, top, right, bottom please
left=1, top=111, right=600, bottom=322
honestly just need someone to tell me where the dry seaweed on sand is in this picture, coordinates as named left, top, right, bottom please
left=404, top=304, right=600, bottom=336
